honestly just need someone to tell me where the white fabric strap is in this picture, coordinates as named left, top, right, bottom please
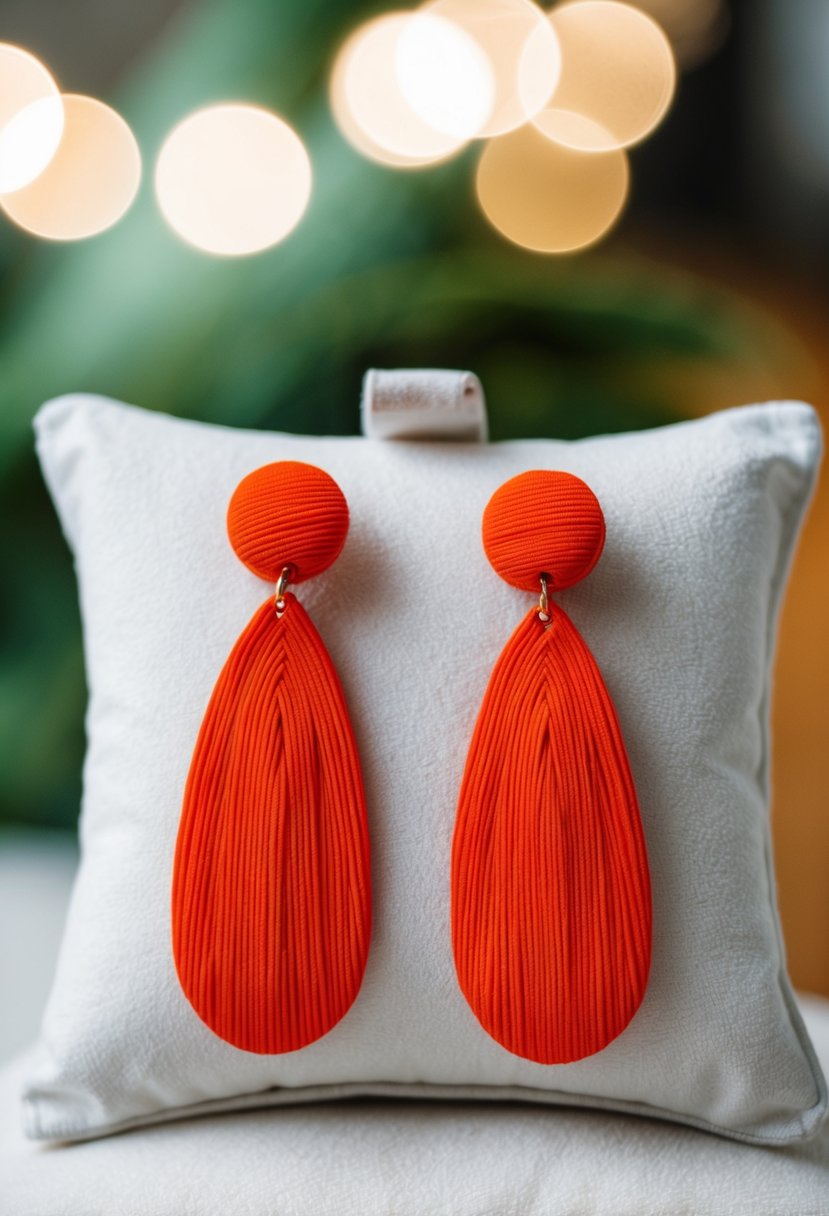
left=361, top=368, right=488, bottom=441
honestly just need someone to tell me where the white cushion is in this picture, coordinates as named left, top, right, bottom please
left=3, top=998, right=829, bottom=1215
left=24, top=393, right=826, bottom=1143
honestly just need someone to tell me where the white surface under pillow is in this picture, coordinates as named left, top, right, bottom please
left=24, top=393, right=826, bottom=1144
left=4, top=996, right=829, bottom=1216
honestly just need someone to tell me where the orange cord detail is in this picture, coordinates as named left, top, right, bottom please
left=227, top=461, right=349, bottom=584
left=172, top=462, right=370, bottom=1054
left=453, top=470, right=651, bottom=1065
left=483, top=469, right=605, bottom=592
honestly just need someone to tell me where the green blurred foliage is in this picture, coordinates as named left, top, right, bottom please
left=0, top=0, right=784, bottom=828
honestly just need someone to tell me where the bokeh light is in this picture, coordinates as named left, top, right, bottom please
left=330, top=32, right=432, bottom=169
left=0, top=44, right=64, bottom=195
left=1, top=95, right=140, bottom=240
left=424, top=0, right=562, bottom=137
left=155, top=104, right=312, bottom=257
left=533, top=1, right=675, bottom=152
left=395, top=13, right=494, bottom=140
left=476, top=120, right=629, bottom=252
left=331, top=14, right=471, bottom=167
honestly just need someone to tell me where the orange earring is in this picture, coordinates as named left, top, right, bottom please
left=172, top=461, right=371, bottom=1054
left=452, top=470, right=651, bottom=1065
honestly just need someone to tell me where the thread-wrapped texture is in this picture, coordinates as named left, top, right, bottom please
left=172, top=594, right=371, bottom=1054
left=452, top=605, right=651, bottom=1064
left=227, top=461, right=349, bottom=584
left=483, top=470, right=605, bottom=592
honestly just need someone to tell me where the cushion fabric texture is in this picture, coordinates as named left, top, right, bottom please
left=4, top=995, right=829, bottom=1215
left=24, top=393, right=826, bottom=1144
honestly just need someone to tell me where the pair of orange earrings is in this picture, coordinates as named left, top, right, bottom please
left=172, top=461, right=651, bottom=1065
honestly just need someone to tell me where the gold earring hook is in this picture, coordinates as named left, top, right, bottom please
left=275, top=565, right=292, bottom=617
left=538, top=572, right=552, bottom=623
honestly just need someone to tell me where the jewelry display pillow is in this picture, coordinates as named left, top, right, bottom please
left=26, top=389, right=826, bottom=1144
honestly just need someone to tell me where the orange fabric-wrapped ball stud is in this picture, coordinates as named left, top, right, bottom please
left=227, top=460, right=349, bottom=583
left=482, top=470, right=605, bottom=592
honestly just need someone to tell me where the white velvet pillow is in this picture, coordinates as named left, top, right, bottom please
left=25, top=392, right=826, bottom=1144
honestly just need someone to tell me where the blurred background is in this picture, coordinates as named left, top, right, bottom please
left=0, top=0, right=827, bottom=1059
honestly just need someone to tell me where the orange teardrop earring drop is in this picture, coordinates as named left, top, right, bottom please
left=172, top=461, right=371, bottom=1054
left=452, top=470, right=651, bottom=1065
